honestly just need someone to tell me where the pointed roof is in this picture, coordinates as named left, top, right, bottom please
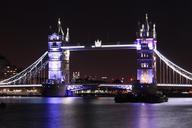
left=65, top=28, right=70, bottom=42
left=137, top=14, right=156, bottom=39
left=57, top=18, right=64, bottom=36
left=145, top=13, right=149, bottom=32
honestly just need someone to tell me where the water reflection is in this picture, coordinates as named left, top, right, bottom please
left=137, top=104, right=154, bottom=128
left=45, top=97, right=76, bottom=104
left=1, top=97, right=192, bottom=128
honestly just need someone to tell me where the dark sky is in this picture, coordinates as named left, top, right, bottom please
left=0, top=0, right=192, bottom=81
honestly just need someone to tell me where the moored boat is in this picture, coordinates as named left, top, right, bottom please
left=114, top=92, right=168, bottom=103
left=41, top=83, right=66, bottom=97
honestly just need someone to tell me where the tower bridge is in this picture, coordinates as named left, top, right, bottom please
left=0, top=14, right=192, bottom=96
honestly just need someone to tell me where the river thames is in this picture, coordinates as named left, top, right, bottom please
left=0, top=97, right=192, bottom=128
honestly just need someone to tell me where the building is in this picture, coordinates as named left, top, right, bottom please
left=0, top=55, right=19, bottom=80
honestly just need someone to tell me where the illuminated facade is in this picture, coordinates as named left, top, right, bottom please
left=48, top=15, right=157, bottom=85
left=136, top=14, right=157, bottom=85
left=48, top=19, right=70, bottom=84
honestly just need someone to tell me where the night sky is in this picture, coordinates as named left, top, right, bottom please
left=0, top=1, right=192, bottom=81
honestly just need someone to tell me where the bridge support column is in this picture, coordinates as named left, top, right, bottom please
left=136, top=14, right=157, bottom=86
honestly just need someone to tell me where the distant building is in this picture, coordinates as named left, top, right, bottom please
left=71, top=72, right=80, bottom=82
left=0, top=55, right=19, bottom=80
left=2, top=65, right=18, bottom=79
left=101, top=76, right=108, bottom=80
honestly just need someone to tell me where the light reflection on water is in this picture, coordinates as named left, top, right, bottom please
left=0, top=97, right=192, bottom=128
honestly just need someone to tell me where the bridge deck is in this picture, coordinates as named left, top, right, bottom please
left=61, top=44, right=137, bottom=51
left=0, top=84, right=192, bottom=88
left=0, top=84, right=42, bottom=88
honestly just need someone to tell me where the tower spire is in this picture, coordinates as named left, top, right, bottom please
left=153, top=24, right=156, bottom=39
left=65, top=28, right=70, bottom=42
left=138, top=14, right=156, bottom=38
left=145, top=13, right=149, bottom=36
left=145, top=13, right=148, bottom=21
left=58, top=18, right=64, bottom=40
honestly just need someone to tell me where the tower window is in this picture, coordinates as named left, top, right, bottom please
left=141, top=53, right=149, bottom=58
left=141, top=63, right=148, bottom=68
left=52, top=42, right=57, bottom=47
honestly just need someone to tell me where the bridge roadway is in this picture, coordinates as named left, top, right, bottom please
left=0, top=84, right=192, bottom=96
left=0, top=84, right=192, bottom=89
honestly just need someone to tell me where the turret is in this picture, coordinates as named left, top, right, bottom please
left=153, top=24, right=156, bottom=39
left=58, top=18, right=65, bottom=41
left=137, top=14, right=157, bottom=39
left=65, top=28, right=70, bottom=42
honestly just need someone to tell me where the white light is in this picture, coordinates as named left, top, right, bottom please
left=50, top=48, right=59, bottom=51
left=99, top=84, right=132, bottom=88
left=49, top=61, right=61, bottom=69
left=49, top=33, right=60, bottom=40
left=58, top=19, right=61, bottom=25
left=48, top=52, right=62, bottom=59
left=99, top=44, right=137, bottom=48
left=64, top=50, right=70, bottom=61
left=140, top=72, right=149, bottom=83
left=61, top=46, right=85, bottom=49
left=0, top=84, right=42, bottom=88
left=136, top=44, right=141, bottom=50
left=157, top=84, right=192, bottom=87
left=65, top=28, right=70, bottom=42
left=102, top=44, right=137, bottom=48
left=94, top=40, right=102, bottom=47
left=148, top=42, right=153, bottom=50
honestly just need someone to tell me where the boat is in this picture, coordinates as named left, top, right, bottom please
left=114, top=92, right=168, bottom=103
left=115, top=82, right=168, bottom=103
left=41, top=83, right=66, bottom=97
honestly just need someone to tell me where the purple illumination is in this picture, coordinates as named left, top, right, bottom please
left=48, top=33, right=64, bottom=82
left=48, top=71, right=63, bottom=80
left=137, top=69, right=153, bottom=84
left=49, top=61, right=61, bottom=69
left=48, top=33, right=60, bottom=40
left=148, top=42, right=153, bottom=50
left=48, top=52, right=62, bottom=59
left=136, top=44, right=141, bottom=50
left=135, top=39, right=141, bottom=50
left=136, top=15, right=157, bottom=84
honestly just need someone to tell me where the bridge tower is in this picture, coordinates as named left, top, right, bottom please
left=135, top=14, right=157, bottom=86
left=48, top=19, right=70, bottom=84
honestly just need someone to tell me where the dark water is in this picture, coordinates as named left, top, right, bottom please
left=0, top=97, right=192, bottom=128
